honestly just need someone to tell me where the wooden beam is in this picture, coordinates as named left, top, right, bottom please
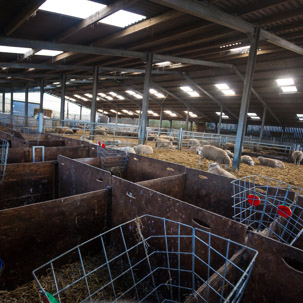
left=4, top=0, right=46, bottom=36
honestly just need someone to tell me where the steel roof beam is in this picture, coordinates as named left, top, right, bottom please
left=151, top=0, right=303, bottom=56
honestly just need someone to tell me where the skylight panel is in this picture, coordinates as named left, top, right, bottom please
left=216, top=112, right=225, bottom=116
left=0, top=45, right=31, bottom=54
left=155, top=93, right=165, bottom=98
left=98, top=92, right=107, bottom=98
left=109, top=92, right=117, bottom=96
left=39, top=0, right=106, bottom=19
left=251, top=116, right=261, bottom=120
left=222, top=115, right=229, bottom=119
left=215, top=83, right=229, bottom=90
left=155, top=61, right=172, bottom=67
left=296, top=114, right=303, bottom=117
left=99, top=10, right=146, bottom=28
left=180, top=86, right=193, bottom=92
left=247, top=113, right=257, bottom=117
left=117, top=95, right=125, bottom=100
left=281, top=86, right=297, bottom=93
left=188, top=91, right=200, bottom=97
left=222, top=89, right=235, bottom=96
left=84, top=93, right=92, bottom=98
left=105, top=96, right=114, bottom=100
left=276, top=78, right=294, bottom=86
left=35, top=49, right=63, bottom=56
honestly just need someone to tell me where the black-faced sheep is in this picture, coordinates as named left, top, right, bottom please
left=257, top=156, right=285, bottom=169
left=208, top=163, right=237, bottom=179
left=198, top=145, right=231, bottom=169
left=291, top=151, right=303, bottom=165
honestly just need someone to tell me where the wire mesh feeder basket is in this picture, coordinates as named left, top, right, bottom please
left=96, top=141, right=128, bottom=173
left=33, top=215, right=258, bottom=303
left=0, top=138, right=9, bottom=183
left=232, top=175, right=303, bottom=245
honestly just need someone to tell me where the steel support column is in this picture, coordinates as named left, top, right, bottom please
left=2, top=90, right=5, bottom=113
left=10, top=88, right=13, bottom=124
left=80, top=105, right=82, bottom=120
left=217, top=107, right=223, bottom=135
left=138, top=52, right=153, bottom=144
left=24, top=84, right=29, bottom=126
left=39, top=80, right=44, bottom=114
left=259, top=107, right=266, bottom=142
left=190, top=121, right=193, bottom=131
left=60, top=74, right=66, bottom=126
left=159, top=103, right=163, bottom=131
left=185, top=106, right=189, bottom=131
left=233, top=28, right=260, bottom=171
left=90, top=66, right=99, bottom=139
left=170, top=120, right=173, bottom=129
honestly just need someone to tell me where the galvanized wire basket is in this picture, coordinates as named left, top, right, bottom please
left=0, top=138, right=9, bottom=183
left=33, top=215, right=258, bottom=303
left=232, top=175, right=303, bottom=245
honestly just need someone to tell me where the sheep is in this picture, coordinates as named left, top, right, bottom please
left=64, top=129, right=74, bottom=135
left=189, top=145, right=201, bottom=152
left=291, top=151, right=303, bottom=165
left=225, top=150, right=234, bottom=158
left=188, top=138, right=200, bottom=148
left=208, top=163, right=237, bottom=179
left=241, top=155, right=254, bottom=166
left=155, top=138, right=172, bottom=148
left=95, top=128, right=107, bottom=135
left=257, top=156, right=285, bottom=169
left=198, top=145, right=231, bottom=169
left=80, top=135, right=93, bottom=144
left=105, top=140, right=121, bottom=146
left=134, top=144, right=153, bottom=155
left=225, top=142, right=235, bottom=151
left=112, top=146, right=136, bottom=154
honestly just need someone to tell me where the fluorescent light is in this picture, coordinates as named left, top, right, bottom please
left=126, top=90, right=135, bottom=95
left=222, top=89, right=235, bottom=96
left=98, top=92, right=106, bottom=98
left=0, top=45, right=31, bottom=54
left=216, top=112, right=225, bottom=116
left=276, top=78, right=294, bottom=86
left=134, top=94, right=143, bottom=99
left=109, top=92, right=117, bottom=96
left=117, top=95, right=125, bottom=100
left=188, top=91, right=200, bottom=97
left=296, top=114, right=303, bottom=117
left=105, top=96, right=113, bottom=100
left=215, top=83, right=229, bottom=90
left=164, top=110, right=172, bottom=114
left=110, top=109, right=117, bottom=113
left=281, top=86, right=297, bottom=93
left=152, top=113, right=159, bottom=117
left=184, top=111, right=198, bottom=118
left=222, top=115, right=229, bottom=119
left=39, top=0, right=106, bottom=19
left=247, top=113, right=257, bottom=117
left=103, top=111, right=108, bottom=114
left=164, top=110, right=177, bottom=117
left=35, top=49, right=63, bottom=56
left=251, top=116, right=261, bottom=120
left=299, top=118, right=303, bottom=121
left=84, top=93, right=92, bottom=98
left=180, top=86, right=193, bottom=92
left=155, top=61, right=171, bottom=67
left=99, top=10, right=146, bottom=28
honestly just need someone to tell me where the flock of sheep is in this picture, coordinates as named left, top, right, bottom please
left=63, top=128, right=303, bottom=180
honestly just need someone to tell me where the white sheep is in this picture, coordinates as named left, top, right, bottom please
left=134, top=144, right=153, bottom=155
left=225, top=150, right=234, bottom=158
left=188, top=138, right=200, bottom=148
left=208, top=163, right=237, bottom=179
left=291, top=151, right=303, bottom=165
left=112, top=146, right=136, bottom=154
left=241, top=155, right=254, bottom=166
left=198, top=145, right=231, bottom=169
left=189, top=145, right=201, bottom=152
left=258, top=156, right=285, bottom=169
left=80, top=136, right=93, bottom=144
left=155, top=138, right=173, bottom=148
